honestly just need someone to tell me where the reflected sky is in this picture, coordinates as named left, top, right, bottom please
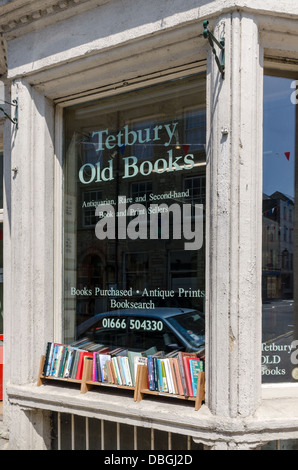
left=263, top=75, right=295, bottom=199
left=262, top=75, right=297, bottom=384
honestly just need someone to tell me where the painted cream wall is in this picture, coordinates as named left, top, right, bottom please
left=0, top=0, right=298, bottom=450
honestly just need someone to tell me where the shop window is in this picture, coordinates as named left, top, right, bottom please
left=0, top=151, right=3, bottom=336
left=262, top=75, right=297, bottom=383
left=0, top=229, right=2, bottom=336
left=63, top=74, right=206, bottom=358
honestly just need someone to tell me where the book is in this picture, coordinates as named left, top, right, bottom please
left=58, top=346, right=69, bottom=377
left=54, top=345, right=65, bottom=378
left=112, top=357, right=122, bottom=385
left=169, top=358, right=178, bottom=394
left=70, top=349, right=81, bottom=379
left=143, top=346, right=158, bottom=357
left=152, top=357, right=159, bottom=391
left=147, top=356, right=155, bottom=391
left=92, top=352, right=97, bottom=381
left=172, top=357, right=184, bottom=396
left=70, top=338, right=89, bottom=347
left=119, top=357, right=126, bottom=385
left=76, top=351, right=93, bottom=380
left=105, top=361, right=113, bottom=383
left=45, top=343, right=55, bottom=376
left=43, top=342, right=52, bottom=376
left=110, top=359, right=119, bottom=384
left=177, top=352, right=197, bottom=396
left=127, top=351, right=142, bottom=385
left=49, top=344, right=58, bottom=376
left=50, top=344, right=64, bottom=377
left=99, top=354, right=111, bottom=382
left=183, top=356, right=194, bottom=396
left=157, top=359, right=164, bottom=391
left=63, top=348, right=75, bottom=378
left=95, top=353, right=102, bottom=382
left=166, top=359, right=176, bottom=394
left=123, top=357, right=133, bottom=386
left=117, top=356, right=126, bottom=384
left=189, top=359, right=204, bottom=397
left=160, top=359, right=168, bottom=392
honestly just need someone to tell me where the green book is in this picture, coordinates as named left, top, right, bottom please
left=189, top=359, right=204, bottom=397
left=128, top=351, right=142, bottom=385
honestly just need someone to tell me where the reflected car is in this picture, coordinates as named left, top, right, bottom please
left=76, top=307, right=205, bottom=354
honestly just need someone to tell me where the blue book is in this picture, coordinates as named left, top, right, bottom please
left=157, top=359, right=163, bottom=391
left=147, top=356, right=155, bottom=390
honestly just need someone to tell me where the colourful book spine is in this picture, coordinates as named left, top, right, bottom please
left=157, top=359, right=163, bottom=391
left=189, top=359, right=204, bottom=397
left=112, top=357, right=122, bottom=385
left=173, top=358, right=184, bottom=396
left=59, top=347, right=68, bottom=377
left=120, top=357, right=128, bottom=385
left=92, top=353, right=97, bottom=381
left=96, top=354, right=102, bottom=382
left=43, top=342, right=52, bottom=376
left=153, top=357, right=159, bottom=391
left=50, top=344, right=59, bottom=377
left=183, top=356, right=193, bottom=396
left=99, top=354, right=111, bottom=382
left=54, top=345, right=64, bottom=377
left=160, top=360, right=168, bottom=392
left=147, top=356, right=155, bottom=390
left=124, top=357, right=132, bottom=386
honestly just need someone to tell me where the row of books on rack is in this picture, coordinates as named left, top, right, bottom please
left=42, top=340, right=93, bottom=381
left=42, top=338, right=204, bottom=398
left=146, top=352, right=203, bottom=398
left=42, top=338, right=134, bottom=382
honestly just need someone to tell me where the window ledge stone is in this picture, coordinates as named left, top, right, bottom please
left=5, top=381, right=298, bottom=446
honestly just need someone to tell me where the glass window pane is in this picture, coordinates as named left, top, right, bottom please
left=262, top=75, right=297, bottom=383
left=63, top=74, right=206, bottom=359
left=0, top=152, right=3, bottom=209
left=0, top=227, right=2, bottom=335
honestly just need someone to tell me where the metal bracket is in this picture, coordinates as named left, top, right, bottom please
left=0, top=98, right=18, bottom=127
left=203, top=20, right=225, bottom=79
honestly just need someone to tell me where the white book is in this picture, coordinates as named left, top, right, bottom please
left=164, top=359, right=174, bottom=394
left=54, top=345, right=64, bottom=378
left=112, top=357, right=122, bottom=385
left=123, top=357, right=133, bottom=386
left=99, top=354, right=111, bottom=382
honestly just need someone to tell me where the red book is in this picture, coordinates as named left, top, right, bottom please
left=178, top=352, right=197, bottom=396
left=76, top=351, right=93, bottom=380
left=183, top=356, right=193, bottom=396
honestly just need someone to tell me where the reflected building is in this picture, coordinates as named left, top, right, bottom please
left=262, top=191, right=294, bottom=302
left=64, top=77, right=207, bottom=343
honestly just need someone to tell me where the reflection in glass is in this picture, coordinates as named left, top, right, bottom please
left=64, top=75, right=206, bottom=357
left=262, top=75, right=297, bottom=383
left=0, top=229, right=2, bottom=335
left=0, top=153, right=3, bottom=209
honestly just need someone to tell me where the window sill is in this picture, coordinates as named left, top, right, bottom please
left=6, top=380, right=298, bottom=446
left=262, top=382, right=298, bottom=400
left=6, top=380, right=211, bottom=434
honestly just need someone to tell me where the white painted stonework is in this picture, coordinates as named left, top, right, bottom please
left=0, top=0, right=298, bottom=450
